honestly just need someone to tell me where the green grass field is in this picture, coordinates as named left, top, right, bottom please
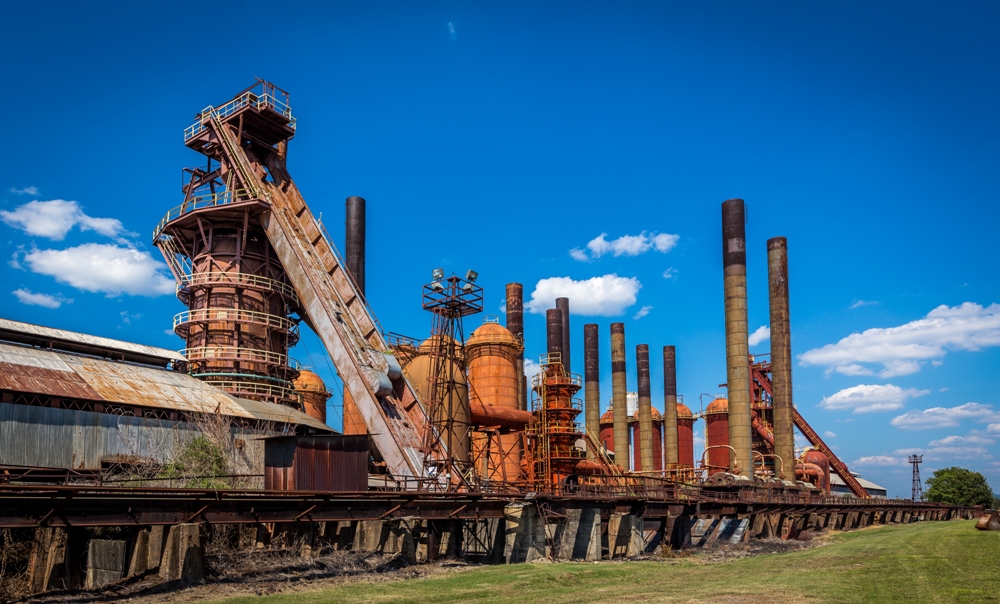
left=216, top=520, right=1000, bottom=604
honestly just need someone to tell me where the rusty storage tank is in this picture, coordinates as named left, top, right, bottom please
left=465, top=319, right=524, bottom=481
left=677, top=402, right=695, bottom=468
left=705, top=397, right=730, bottom=471
left=293, top=369, right=332, bottom=424
left=802, top=448, right=831, bottom=492
left=404, top=335, right=471, bottom=465
left=599, top=406, right=616, bottom=458
left=631, top=407, right=664, bottom=472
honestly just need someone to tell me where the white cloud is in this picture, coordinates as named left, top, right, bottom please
left=525, top=274, right=641, bottom=316
left=799, top=302, right=1000, bottom=377
left=890, top=402, right=1000, bottom=430
left=24, top=243, right=175, bottom=297
left=499, top=301, right=507, bottom=314
left=989, top=424, right=1000, bottom=434
left=12, top=288, right=70, bottom=309
left=852, top=455, right=907, bottom=467
left=849, top=299, right=878, bottom=309
left=10, top=186, right=39, bottom=196
left=824, top=431, right=837, bottom=438
left=571, top=231, right=679, bottom=261
left=120, top=311, right=142, bottom=325
left=748, top=325, right=770, bottom=346
left=928, top=435, right=993, bottom=446
left=524, top=358, right=541, bottom=386
left=0, top=199, right=127, bottom=240
left=447, top=21, right=456, bottom=39
left=819, top=384, right=929, bottom=414
left=662, top=267, right=677, bottom=280
left=164, top=328, right=176, bottom=336
left=633, top=305, right=652, bottom=320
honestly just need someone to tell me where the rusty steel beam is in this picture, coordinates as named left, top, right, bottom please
left=584, top=324, right=601, bottom=457
left=546, top=308, right=564, bottom=362
left=663, top=345, right=678, bottom=468
left=767, top=237, right=794, bottom=480
left=556, top=297, right=571, bottom=374
left=722, top=198, right=752, bottom=477
left=505, top=283, right=526, bottom=411
left=611, top=322, right=628, bottom=469
left=636, top=344, right=653, bottom=472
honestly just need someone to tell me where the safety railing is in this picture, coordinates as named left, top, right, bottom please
left=153, top=188, right=265, bottom=239
left=177, top=272, right=299, bottom=304
left=181, top=346, right=298, bottom=368
left=198, top=380, right=302, bottom=404
left=184, top=90, right=296, bottom=142
left=173, top=309, right=298, bottom=334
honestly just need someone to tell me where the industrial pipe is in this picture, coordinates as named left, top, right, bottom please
left=636, top=344, right=653, bottom=472
left=768, top=236, right=795, bottom=480
left=573, top=459, right=607, bottom=475
left=722, top=198, right=752, bottom=478
left=795, top=462, right=824, bottom=488
left=584, top=324, right=600, bottom=458
left=663, top=345, right=678, bottom=468
left=751, top=412, right=775, bottom=447
left=611, top=322, right=628, bottom=469
left=546, top=308, right=564, bottom=363
left=469, top=401, right=534, bottom=429
left=506, top=283, right=526, bottom=411
left=556, top=297, right=571, bottom=374
left=345, top=196, right=366, bottom=295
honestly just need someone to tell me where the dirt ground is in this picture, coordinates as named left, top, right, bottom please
left=15, top=535, right=823, bottom=604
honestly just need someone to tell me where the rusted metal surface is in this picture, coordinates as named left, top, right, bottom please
left=662, top=346, right=679, bottom=468
left=466, top=322, right=524, bottom=480
left=555, top=297, right=571, bottom=373
left=293, top=370, right=331, bottom=423
left=583, top=324, right=600, bottom=457
left=722, top=198, right=751, bottom=477
left=767, top=237, right=795, bottom=480
left=0, top=318, right=183, bottom=367
left=345, top=196, right=366, bottom=295
left=610, top=323, right=628, bottom=469
left=545, top=309, right=563, bottom=361
left=705, top=398, right=730, bottom=471
left=504, top=283, right=526, bottom=411
left=976, top=510, right=1000, bottom=530
left=636, top=344, right=653, bottom=472
left=264, top=435, right=368, bottom=491
left=677, top=403, right=695, bottom=467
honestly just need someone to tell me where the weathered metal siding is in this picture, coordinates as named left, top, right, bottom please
left=264, top=435, right=368, bottom=491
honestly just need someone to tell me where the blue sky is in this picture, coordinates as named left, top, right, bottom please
left=2, top=2, right=998, bottom=498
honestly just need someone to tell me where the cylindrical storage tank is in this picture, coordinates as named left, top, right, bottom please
left=802, top=449, right=831, bottom=492
left=466, top=320, right=524, bottom=482
left=405, top=335, right=471, bottom=465
left=293, top=369, right=331, bottom=424
left=651, top=407, right=664, bottom=472
left=599, top=407, right=615, bottom=456
left=677, top=403, right=695, bottom=468
left=705, top=397, right=730, bottom=471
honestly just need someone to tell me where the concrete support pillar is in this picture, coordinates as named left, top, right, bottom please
left=85, top=539, right=127, bottom=589
left=159, top=524, right=203, bottom=584
left=504, top=504, right=547, bottom=563
left=608, top=513, right=643, bottom=558
left=555, top=507, right=601, bottom=561
left=353, top=520, right=387, bottom=552
left=611, top=323, right=628, bottom=469
left=384, top=518, right=418, bottom=564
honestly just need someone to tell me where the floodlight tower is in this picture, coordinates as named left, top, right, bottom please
left=421, top=269, right=483, bottom=487
left=910, top=454, right=924, bottom=501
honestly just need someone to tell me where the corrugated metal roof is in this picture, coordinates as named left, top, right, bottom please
left=0, top=318, right=184, bottom=366
left=0, top=343, right=329, bottom=432
left=830, top=473, right=886, bottom=492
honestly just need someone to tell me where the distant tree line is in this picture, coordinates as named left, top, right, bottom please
left=924, top=467, right=994, bottom=507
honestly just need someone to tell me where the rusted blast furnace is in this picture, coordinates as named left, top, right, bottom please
left=524, top=354, right=587, bottom=486
left=294, top=369, right=332, bottom=423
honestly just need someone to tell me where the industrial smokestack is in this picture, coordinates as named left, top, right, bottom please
left=768, top=237, right=794, bottom=480
left=506, top=283, right=526, bottom=411
left=556, top=297, right=571, bottom=373
left=546, top=308, right=564, bottom=363
left=611, top=322, right=628, bottom=468
left=345, top=196, right=366, bottom=295
left=584, top=324, right=600, bottom=457
left=636, top=344, right=653, bottom=472
left=662, top=345, right=678, bottom=468
left=722, top=198, right=752, bottom=477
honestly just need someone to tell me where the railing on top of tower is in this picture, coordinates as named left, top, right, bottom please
left=183, top=79, right=295, bottom=142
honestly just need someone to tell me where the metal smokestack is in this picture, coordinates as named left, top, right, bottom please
left=546, top=308, right=564, bottom=362
left=636, top=344, right=653, bottom=472
left=584, top=324, right=600, bottom=457
left=722, top=198, right=752, bottom=477
left=345, top=196, right=366, bottom=295
left=556, top=297, right=571, bottom=373
left=611, top=322, right=628, bottom=468
left=506, top=283, right=526, bottom=411
left=663, top=345, right=678, bottom=468
left=768, top=237, right=794, bottom=480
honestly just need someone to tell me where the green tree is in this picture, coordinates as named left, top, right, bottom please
left=924, top=466, right=994, bottom=507
left=158, top=436, right=231, bottom=489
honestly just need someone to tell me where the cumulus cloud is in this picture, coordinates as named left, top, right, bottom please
left=824, top=431, right=837, bottom=438
left=852, top=455, right=907, bottom=467
left=799, top=302, right=1000, bottom=377
left=10, top=186, right=39, bottom=196
left=928, top=435, right=994, bottom=446
left=524, top=358, right=541, bottom=386
left=662, top=267, right=677, bottom=280
left=525, top=274, right=641, bottom=316
left=989, top=424, right=1000, bottom=434
left=24, top=243, right=175, bottom=297
left=819, top=384, right=929, bottom=414
left=570, top=231, right=679, bottom=261
left=12, top=288, right=70, bottom=309
left=849, top=299, right=878, bottom=309
left=633, top=305, right=652, bottom=320
left=890, top=402, right=1000, bottom=430
left=748, top=325, right=770, bottom=347
left=0, top=199, right=127, bottom=240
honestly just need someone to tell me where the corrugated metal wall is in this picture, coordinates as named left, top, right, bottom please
left=264, top=435, right=368, bottom=491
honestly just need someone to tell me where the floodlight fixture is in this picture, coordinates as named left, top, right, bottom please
left=465, top=269, right=478, bottom=283
left=432, top=268, right=445, bottom=281
left=430, top=281, right=445, bottom=292
left=462, top=283, right=474, bottom=293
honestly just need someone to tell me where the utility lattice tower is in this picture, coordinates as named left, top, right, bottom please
left=909, top=454, right=923, bottom=501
